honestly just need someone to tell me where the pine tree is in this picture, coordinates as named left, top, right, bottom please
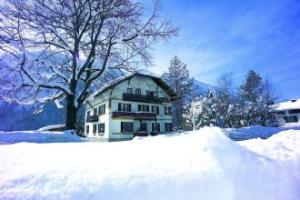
left=162, top=57, right=193, bottom=130
left=184, top=90, right=218, bottom=129
left=239, top=70, right=277, bottom=126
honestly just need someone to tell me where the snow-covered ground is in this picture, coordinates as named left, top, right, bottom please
left=224, top=125, right=300, bottom=140
left=0, top=127, right=300, bottom=200
left=0, top=130, right=84, bottom=144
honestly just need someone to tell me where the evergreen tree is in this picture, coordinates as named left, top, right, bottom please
left=184, top=90, right=218, bottom=129
left=162, top=57, right=193, bottom=130
left=239, top=70, right=277, bottom=126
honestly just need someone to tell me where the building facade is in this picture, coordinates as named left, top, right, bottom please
left=84, top=72, right=176, bottom=141
left=274, top=99, right=300, bottom=126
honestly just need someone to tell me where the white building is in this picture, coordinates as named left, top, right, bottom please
left=84, top=72, right=176, bottom=141
left=274, top=99, right=300, bottom=126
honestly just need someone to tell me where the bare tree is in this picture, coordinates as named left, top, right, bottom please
left=0, top=0, right=177, bottom=130
left=215, top=72, right=236, bottom=128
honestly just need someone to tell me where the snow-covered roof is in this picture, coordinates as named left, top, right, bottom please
left=274, top=99, right=300, bottom=111
left=88, top=70, right=176, bottom=101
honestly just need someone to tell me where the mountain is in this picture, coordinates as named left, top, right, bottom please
left=0, top=100, right=65, bottom=131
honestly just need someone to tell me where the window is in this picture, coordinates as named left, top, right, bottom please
left=165, top=123, right=172, bottom=132
left=93, top=108, right=97, bottom=116
left=146, top=90, right=157, bottom=97
left=93, top=124, right=97, bottom=136
left=98, top=123, right=105, bottom=135
left=283, top=116, right=298, bottom=123
left=135, top=88, right=141, bottom=95
left=152, top=106, right=160, bottom=114
left=138, top=104, right=149, bottom=112
left=87, top=111, right=91, bottom=117
left=86, top=125, right=89, bottom=135
left=98, top=104, right=106, bottom=115
left=118, top=103, right=131, bottom=112
left=288, top=109, right=300, bottom=114
left=276, top=111, right=285, bottom=115
left=165, top=106, right=172, bottom=115
left=127, top=88, right=133, bottom=94
left=121, top=122, right=133, bottom=132
left=152, top=123, right=160, bottom=132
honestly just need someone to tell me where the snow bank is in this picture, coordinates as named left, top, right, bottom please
left=0, top=127, right=299, bottom=200
left=0, top=130, right=84, bottom=144
left=38, top=124, right=65, bottom=131
left=224, top=125, right=300, bottom=140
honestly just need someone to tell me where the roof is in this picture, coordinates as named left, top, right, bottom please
left=90, top=71, right=177, bottom=100
left=275, top=99, right=300, bottom=111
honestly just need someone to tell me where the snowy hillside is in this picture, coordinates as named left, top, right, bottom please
left=0, top=100, right=66, bottom=131
left=0, top=127, right=300, bottom=200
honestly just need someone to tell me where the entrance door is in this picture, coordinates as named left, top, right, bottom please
left=140, top=123, right=147, bottom=132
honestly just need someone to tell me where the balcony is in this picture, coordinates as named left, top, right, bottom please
left=112, top=112, right=156, bottom=120
left=86, top=115, right=98, bottom=122
left=123, top=93, right=169, bottom=103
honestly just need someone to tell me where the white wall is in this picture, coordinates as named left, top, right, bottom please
left=85, top=75, right=174, bottom=141
left=85, top=101, right=110, bottom=139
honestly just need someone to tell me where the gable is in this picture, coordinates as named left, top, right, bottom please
left=93, top=73, right=176, bottom=100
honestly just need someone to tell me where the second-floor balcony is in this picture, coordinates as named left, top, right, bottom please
left=112, top=112, right=156, bottom=120
left=123, top=93, right=169, bottom=104
left=86, top=115, right=98, bottom=122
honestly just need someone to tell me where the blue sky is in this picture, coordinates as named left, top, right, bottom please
left=146, top=0, right=300, bottom=100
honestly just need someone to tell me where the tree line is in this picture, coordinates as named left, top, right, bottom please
left=163, top=57, right=278, bottom=130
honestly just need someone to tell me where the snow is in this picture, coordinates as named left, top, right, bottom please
left=37, top=124, right=65, bottom=131
left=0, top=130, right=84, bottom=144
left=54, top=99, right=64, bottom=109
left=224, top=125, right=300, bottom=141
left=0, top=127, right=300, bottom=200
left=275, top=99, right=300, bottom=111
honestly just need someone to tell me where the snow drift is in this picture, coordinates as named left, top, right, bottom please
left=0, top=127, right=299, bottom=200
left=0, top=130, right=83, bottom=144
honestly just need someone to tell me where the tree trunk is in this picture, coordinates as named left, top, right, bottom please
left=65, top=95, right=77, bottom=130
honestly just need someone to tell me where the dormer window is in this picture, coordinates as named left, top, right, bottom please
left=135, top=88, right=141, bottom=95
left=127, top=88, right=132, bottom=94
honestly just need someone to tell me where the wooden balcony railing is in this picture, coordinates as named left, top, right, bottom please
left=86, top=115, right=98, bottom=122
left=112, top=112, right=156, bottom=120
left=123, top=93, right=169, bottom=103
